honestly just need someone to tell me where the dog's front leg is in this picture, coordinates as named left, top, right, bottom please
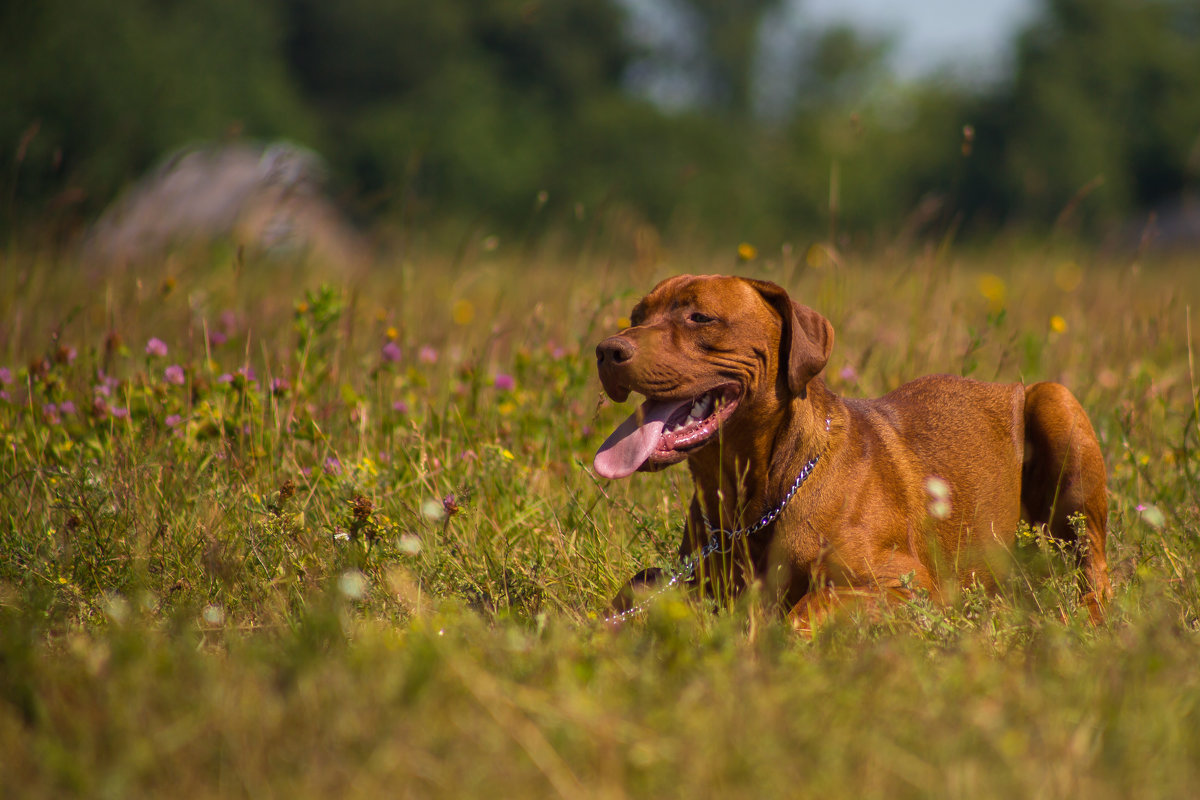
left=610, top=567, right=667, bottom=614
left=787, top=585, right=913, bottom=634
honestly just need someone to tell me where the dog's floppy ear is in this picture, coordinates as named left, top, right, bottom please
left=746, top=279, right=834, bottom=397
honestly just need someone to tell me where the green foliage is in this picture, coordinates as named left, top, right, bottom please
left=3, top=0, right=1200, bottom=245
left=284, top=0, right=653, bottom=229
left=963, top=0, right=1200, bottom=229
left=676, top=0, right=783, bottom=114
left=0, top=0, right=318, bottom=224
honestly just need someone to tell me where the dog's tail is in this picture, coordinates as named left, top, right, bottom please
left=1021, top=382, right=1112, bottom=620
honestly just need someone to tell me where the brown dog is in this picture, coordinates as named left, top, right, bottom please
left=595, top=275, right=1111, bottom=628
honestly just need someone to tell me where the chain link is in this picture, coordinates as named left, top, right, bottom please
left=698, top=454, right=818, bottom=548
left=604, top=417, right=831, bottom=625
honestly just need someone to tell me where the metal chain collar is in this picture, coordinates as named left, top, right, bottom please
left=604, top=418, right=830, bottom=625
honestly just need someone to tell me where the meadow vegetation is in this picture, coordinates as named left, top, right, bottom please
left=2, top=240, right=1199, bottom=797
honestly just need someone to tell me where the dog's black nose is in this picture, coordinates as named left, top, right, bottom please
left=596, top=336, right=636, bottom=366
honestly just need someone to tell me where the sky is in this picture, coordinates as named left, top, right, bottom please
left=620, top=0, right=1045, bottom=112
left=801, top=0, right=1041, bottom=80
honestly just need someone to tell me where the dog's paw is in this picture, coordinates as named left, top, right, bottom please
left=610, top=567, right=666, bottom=613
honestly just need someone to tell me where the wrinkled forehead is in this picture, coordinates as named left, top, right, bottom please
left=632, top=274, right=763, bottom=319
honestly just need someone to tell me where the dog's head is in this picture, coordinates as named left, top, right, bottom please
left=593, top=274, right=833, bottom=479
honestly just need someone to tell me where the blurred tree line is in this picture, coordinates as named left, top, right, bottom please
left=2, top=0, right=1198, bottom=247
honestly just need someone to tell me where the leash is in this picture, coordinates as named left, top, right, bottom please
left=604, top=418, right=830, bottom=625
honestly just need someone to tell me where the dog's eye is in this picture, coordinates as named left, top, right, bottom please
left=688, top=312, right=716, bottom=324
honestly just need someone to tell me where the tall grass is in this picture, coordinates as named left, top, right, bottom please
left=1, top=240, right=1199, bottom=798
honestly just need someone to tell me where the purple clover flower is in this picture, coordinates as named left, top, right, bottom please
left=95, top=371, right=118, bottom=397
left=382, top=341, right=403, bottom=363
left=165, top=365, right=186, bottom=385
left=418, top=345, right=438, bottom=364
left=145, top=338, right=168, bottom=357
left=493, top=373, right=515, bottom=391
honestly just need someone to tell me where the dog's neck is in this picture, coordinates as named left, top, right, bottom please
left=686, top=377, right=838, bottom=536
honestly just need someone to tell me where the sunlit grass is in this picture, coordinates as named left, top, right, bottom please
left=1, top=241, right=1199, bottom=797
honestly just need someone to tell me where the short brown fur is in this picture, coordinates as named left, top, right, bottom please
left=597, top=275, right=1111, bottom=629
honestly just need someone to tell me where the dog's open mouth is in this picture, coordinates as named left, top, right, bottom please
left=593, top=384, right=741, bottom=479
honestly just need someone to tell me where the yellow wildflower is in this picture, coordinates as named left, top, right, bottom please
left=977, top=273, right=1006, bottom=312
left=452, top=299, right=475, bottom=325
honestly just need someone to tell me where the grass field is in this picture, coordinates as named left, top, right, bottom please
left=2, top=239, right=1199, bottom=798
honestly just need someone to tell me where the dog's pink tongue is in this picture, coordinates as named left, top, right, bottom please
left=594, top=399, right=688, bottom=479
